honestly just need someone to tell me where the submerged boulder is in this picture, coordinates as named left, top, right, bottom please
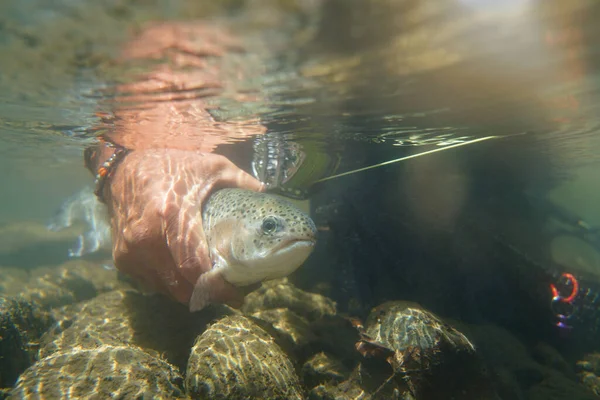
left=251, top=307, right=316, bottom=354
left=186, top=314, right=304, bottom=400
left=29, top=260, right=128, bottom=300
left=0, top=297, right=53, bottom=390
left=39, top=289, right=236, bottom=371
left=242, top=278, right=337, bottom=321
left=576, top=353, right=600, bottom=398
left=302, top=352, right=351, bottom=390
left=529, top=369, right=598, bottom=400
left=1, top=260, right=130, bottom=311
left=0, top=268, right=29, bottom=296
left=353, top=301, right=495, bottom=399
left=308, top=364, right=371, bottom=400
left=9, top=344, right=186, bottom=399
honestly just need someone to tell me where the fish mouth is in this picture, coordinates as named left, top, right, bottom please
left=272, top=238, right=316, bottom=254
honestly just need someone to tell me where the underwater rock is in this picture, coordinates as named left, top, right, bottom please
left=577, top=353, right=600, bottom=376
left=15, top=280, right=77, bottom=311
left=577, top=353, right=600, bottom=397
left=30, top=260, right=128, bottom=298
left=462, top=324, right=599, bottom=398
left=466, top=324, right=548, bottom=391
left=353, top=301, right=495, bottom=399
left=252, top=308, right=315, bottom=348
left=242, top=278, right=337, bottom=321
left=309, top=315, right=363, bottom=366
left=1, top=260, right=130, bottom=310
left=490, top=367, right=525, bottom=400
left=0, top=268, right=29, bottom=296
left=309, top=382, right=371, bottom=400
left=9, top=344, right=187, bottom=399
left=528, top=370, right=598, bottom=400
left=186, top=314, right=304, bottom=400
left=308, top=364, right=371, bottom=400
left=579, top=371, right=600, bottom=397
left=39, top=289, right=237, bottom=370
left=357, top=301, right=476, bottom=368
left=38, top=290, right=135, bottom=358
left=302, top=352, right=350, bottom=390
left=531, top=342, right=574, bottom=378
left=0, top=297, right=54, bottom=390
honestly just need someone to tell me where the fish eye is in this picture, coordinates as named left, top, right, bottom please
left=261, top=217, right=279, bottom=234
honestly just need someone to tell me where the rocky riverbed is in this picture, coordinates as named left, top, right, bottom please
left=0, top=256, right=599, bottom=399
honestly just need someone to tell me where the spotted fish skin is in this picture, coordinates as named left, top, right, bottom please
left=203, top=188, right=317, bottom=252
left=190, top=188, right=317, bottom=312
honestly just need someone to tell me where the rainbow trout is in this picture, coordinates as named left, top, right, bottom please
left=190, top=188, right=317, bottom=311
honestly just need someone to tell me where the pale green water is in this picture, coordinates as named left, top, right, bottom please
left=2, top=0, right=600, bottom=398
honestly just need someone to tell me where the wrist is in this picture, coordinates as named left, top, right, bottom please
left=84, top=138, right=130, bottom=203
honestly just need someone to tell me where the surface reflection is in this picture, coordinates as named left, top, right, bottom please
left=1, top=0, right=600, bottom=398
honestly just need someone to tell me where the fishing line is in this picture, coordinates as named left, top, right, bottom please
left=315, top=134, right=511, bottom=183
left=269, top=132, right=527, bottom=199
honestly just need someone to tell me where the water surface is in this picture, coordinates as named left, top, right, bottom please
left=2, top=0, right=600, bottom=396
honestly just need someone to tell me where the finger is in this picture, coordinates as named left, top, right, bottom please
left=163, top=194, right=213, bottom=286
left=228, top=168, right=265, bottom=192
left=213, top=156, right=264, bottom=192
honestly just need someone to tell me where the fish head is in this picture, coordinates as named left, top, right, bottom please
left=203, top=189, right=317, bottom=287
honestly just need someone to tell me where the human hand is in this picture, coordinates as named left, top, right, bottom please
left=106, top=148, right=264, bottom=305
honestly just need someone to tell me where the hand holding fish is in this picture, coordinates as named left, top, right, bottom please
left=97, top=148, right=264, bottom=307
left=77, top=21, right=316, bottom=312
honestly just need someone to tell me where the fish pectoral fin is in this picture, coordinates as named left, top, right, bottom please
left=189, top=269, right=245, bottom=312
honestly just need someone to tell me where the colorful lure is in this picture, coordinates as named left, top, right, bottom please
left=549, top=273, right=579, bottom=330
